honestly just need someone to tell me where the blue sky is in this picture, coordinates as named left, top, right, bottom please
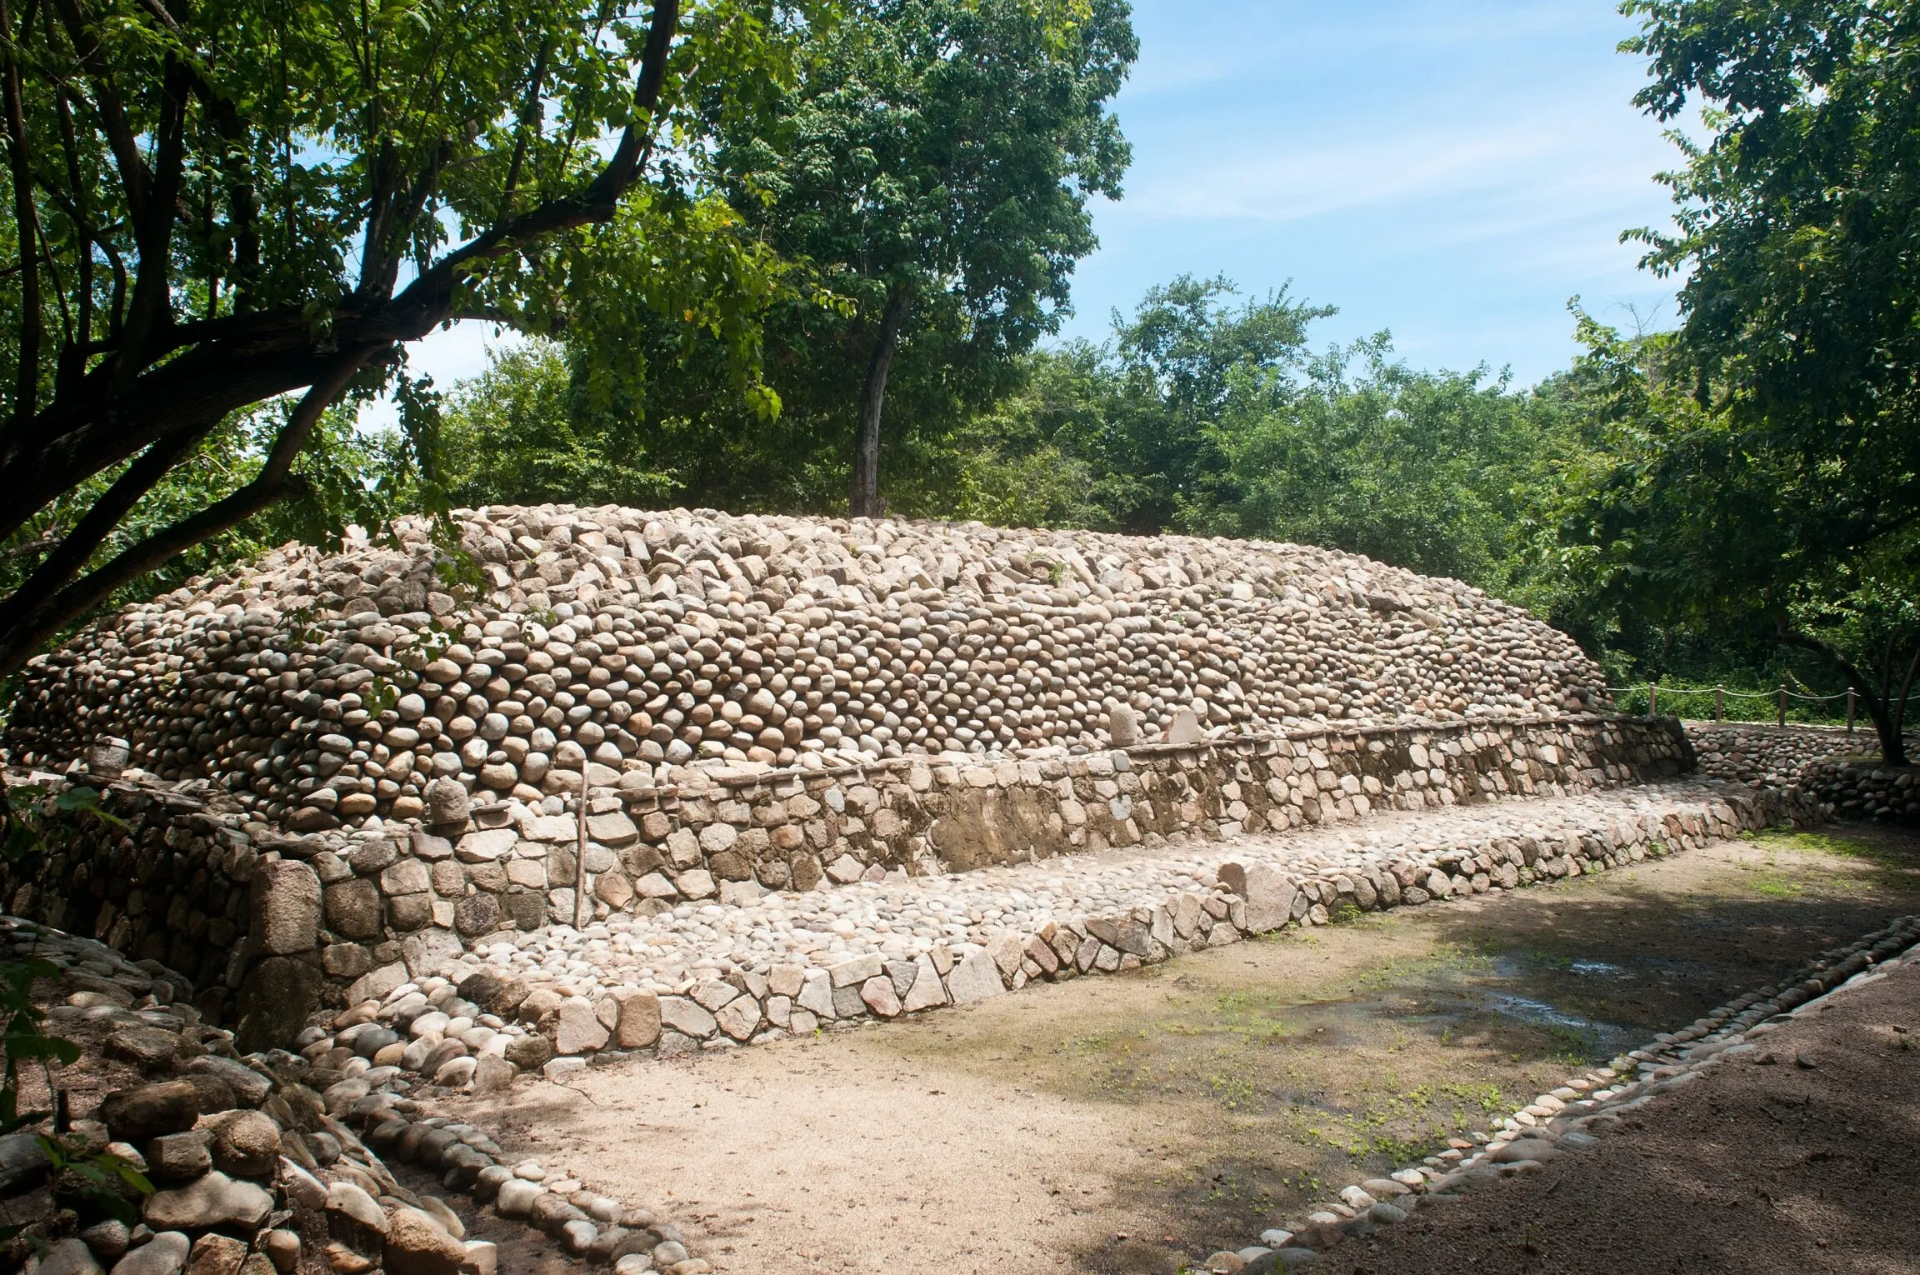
left=378, top=0, right=1687, bottom=416
left=1057, top=0, right=1688, bottom=383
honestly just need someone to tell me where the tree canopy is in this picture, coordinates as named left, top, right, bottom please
left=0, top=0, right=811, bottom=676
left=714, top=0, right=1135, bottom=514
left=1575, top=0, right=1920, bottom=757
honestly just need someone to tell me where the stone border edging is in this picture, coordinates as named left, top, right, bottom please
left=1193, top=913, right=1920, bottom=1274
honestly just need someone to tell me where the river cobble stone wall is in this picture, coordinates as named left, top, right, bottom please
left=1685, top=723, right=1877, bottom=786
left=0, top=715, right=1690, bottom=1045
left=3, top=505, right=1609, bottom=832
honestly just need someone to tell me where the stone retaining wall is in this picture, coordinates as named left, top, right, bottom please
left=1683, top=722, right=1879, bottom=786
left=1802, top=759, right=1920, bottom=822
left=1, top=714, right=1692, bottom=1043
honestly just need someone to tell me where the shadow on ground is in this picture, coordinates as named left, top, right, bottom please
left=444, top=822, right=1920, bottom=1275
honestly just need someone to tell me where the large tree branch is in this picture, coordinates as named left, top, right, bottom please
left=0, top=349, right=375, bottom=678
left=0, top=0, right=682, bottom=575
left=5, top=416, right=219, bottom=608
left=2, top=0, right=42, bottom=430
left=114, top=54, right=189, bottom=378
left=0, top=338, right=348, bottom=544
left=1775, top=620, right=1879, bottom=712
left=385, top=0, right=680, bottom=327
left=47, top=0, right=150, bottom=218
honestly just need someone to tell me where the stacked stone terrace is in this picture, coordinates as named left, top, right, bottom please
left=6, top=504, right=1607, bottom=829
left=7, top=505, right=1723, bottom=1067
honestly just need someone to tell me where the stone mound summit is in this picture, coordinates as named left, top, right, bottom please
left=5, top=505, right=1605, bottom=828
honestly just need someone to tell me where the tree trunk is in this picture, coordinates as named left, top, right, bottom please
left=1776, top=621, right=1914, bottom=766
left=849, top=285, right=912, bottom=520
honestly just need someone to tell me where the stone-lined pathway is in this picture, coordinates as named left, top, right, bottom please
left=382, top=779, right=1805, bottom=1078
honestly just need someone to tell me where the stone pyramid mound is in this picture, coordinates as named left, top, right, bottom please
left=4, top=505, right=1605, bottom=828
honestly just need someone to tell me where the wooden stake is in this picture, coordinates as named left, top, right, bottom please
left=1714, top=686, right=1724, bottom=722
left=1777, top=685, right=1787, bottom=728
left=1847, top=688, right=1857, bottom=735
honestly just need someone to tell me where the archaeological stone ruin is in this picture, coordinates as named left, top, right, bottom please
left=0, top=506, right=1702, bottom=1030
left=0, top=505, right=1858, bottom=1275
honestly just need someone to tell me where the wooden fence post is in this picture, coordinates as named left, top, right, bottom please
left=1847, top=688, right=1856, bottom=736
left=1648, top=683, right=1658, bottom=716
left=1777, top=685, right=1787, bottom=727
left=1714, top=686, right=1724, bottom=722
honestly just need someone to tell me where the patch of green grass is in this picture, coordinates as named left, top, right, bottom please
left=1746, top=829, right=1881, bottom=861
left=1750, top=874, right=1805, bottom=898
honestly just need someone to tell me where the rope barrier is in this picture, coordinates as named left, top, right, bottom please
left=1595, top=680, right=1920, bottom=732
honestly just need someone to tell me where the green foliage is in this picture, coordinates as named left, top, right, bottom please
left=708, top=0, right=1137, bottom=509
left=1197, top=337, right=1568, bottom=595
left=0, top=0, right=818, bottom=676
left=1531, top=1, right=1920, bottom=754
left=444, top=0, right=1137, bottom=515
left=442, top=340, right=674, bottom=509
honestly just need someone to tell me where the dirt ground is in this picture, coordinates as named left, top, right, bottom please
left=446, top=823, right=1920, bottom=1275
left=1319, top=958, right=1920, bottom=1275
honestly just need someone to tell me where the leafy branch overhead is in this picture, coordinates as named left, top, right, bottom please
left=0, top=0, right=821, bottom=679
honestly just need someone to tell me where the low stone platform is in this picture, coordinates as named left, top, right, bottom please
left=392, top=779, right=1811, bottom=1070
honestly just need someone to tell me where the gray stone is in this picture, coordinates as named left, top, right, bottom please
left=324, top=878, right=383, bottom=938
left=495, top=1175, right=541, bottom=1213
left=100, top=1081, right=202, bottom=1140
left=208, top=1110, right=281, bottom=1178
left=33, top=1238, right=101, bottom=1275
left=554, top=998, right=610, bottom=1054
left=613, top=989, right=662, bottom=1047
left=828, top=953, right=884, bottom=987
left=402, top=927, right=464, bottom=977
left=504, top=1034, right=554, bottom=1070
left=235, top=956, right=327, bottom=1056
left=105, top=1025, right=180, bottom=1071
left=382, top=859, right=432, bottom=896
left=250, top=860, right=321, bottom=956
left=0, top=1129, right=49, bottom=1193
left=455, top=892, right=505, bottom=935
left=1165, top=708, right=1207, bottom=745
left=901, top=954, right=948, bottom=1012
left=1491, top=1138, right=1560, bottom=1164
left=143, top=1171, right=273, bottom=1231
left=659, top=997, right=717, bottom=1039
left=456, top=828, right=516, bottom=862
left=385, top=1208, right=467, bottom=1275
left=1107, top=703, right=1141, bottom=747
left=109, top=1232, right=190, bottom=1275
left=78, top=1220, right=129, bottom=1262
left=946, top=951, right=1005, bottom=1005
left=184, top=1057, right=272, bottom=1108
left=324, top=1180, right=389, bottom=1232
left=715, top=996, right=762, bottom=1040
left=345, top=960, right=409, bottom=1006
left=427, top=777, right=471, bottom=827
left=143, top=1131, right=210, bottom=1181
left=1217, top=862, right=1297, bottom=934
left=472, top=1054, right=516, bottom=1094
